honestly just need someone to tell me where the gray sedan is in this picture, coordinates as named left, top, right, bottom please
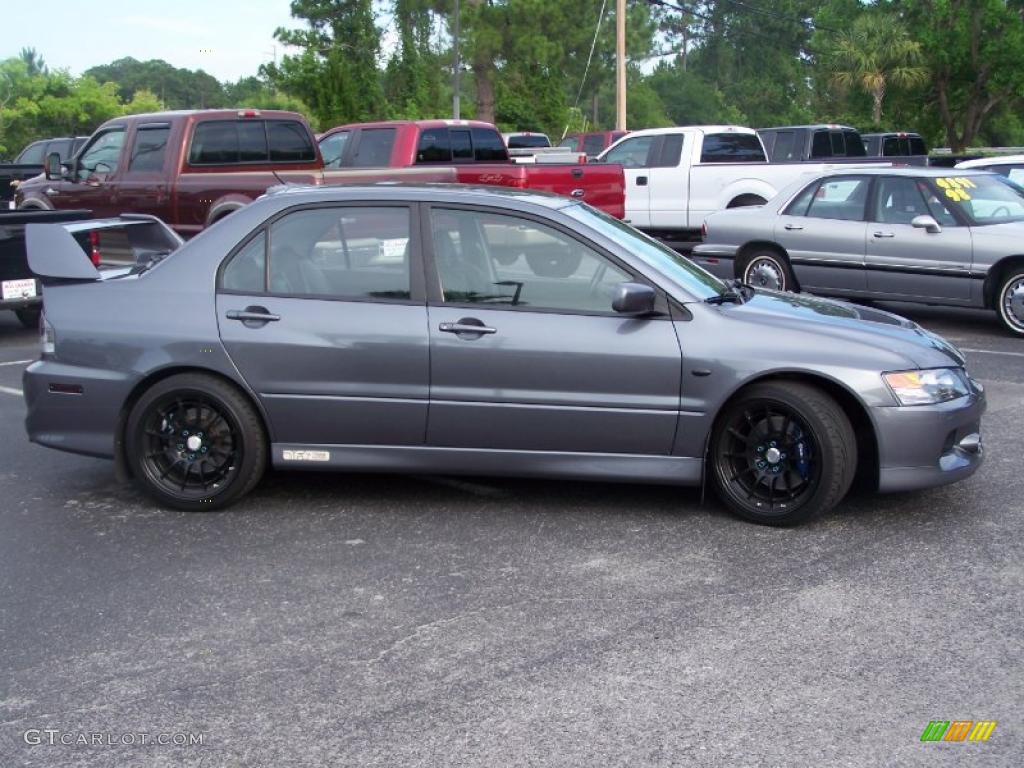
left=24, top=185, right=984, bottom=525
left=692, top=167, right=1024, bottom=336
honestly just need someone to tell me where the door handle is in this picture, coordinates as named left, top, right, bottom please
left=226, top=307, right=280, bottom=323
left=570, top=188, right=585, bottom=198
left=784, top=223, right=803, bottom=231
left=636, top=176, right=648, bottom=186
left=439, top=322, right=497, bottom=335
left=873, top=231, right=895, bottom=238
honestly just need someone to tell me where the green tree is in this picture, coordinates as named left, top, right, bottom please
left=18, top=48, right=47, bottom=76
left=826, top=13, right=928, bottom=127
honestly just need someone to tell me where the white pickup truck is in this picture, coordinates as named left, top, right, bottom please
left=595, top=125, right=882, bottom=245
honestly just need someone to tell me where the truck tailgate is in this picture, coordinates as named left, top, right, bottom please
left=454, top=164, right=626, bottom=218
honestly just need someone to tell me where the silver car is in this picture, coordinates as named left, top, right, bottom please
left=24, top=185, right=984, bottom=526
left=692, top=168, right=1024, bottom=336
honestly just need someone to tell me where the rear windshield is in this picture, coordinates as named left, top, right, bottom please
left=15, top=141, right=46, bottom=164
left=582, top=134, right=606, bottom=155
left=507, top=134, right=550, bottom=148
left=700, top=133, right=765, bottom=163
left=188, top=119, right=315, bottom=165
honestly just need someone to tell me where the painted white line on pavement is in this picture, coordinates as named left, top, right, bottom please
left=960, top=347, right=1024, bottom=359
left=0, top=385, right=23, bottom=396
left=0, top=359, right=33, bottom=367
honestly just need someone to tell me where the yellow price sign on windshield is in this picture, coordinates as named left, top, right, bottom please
left=936, top=177, right=975, bottom=201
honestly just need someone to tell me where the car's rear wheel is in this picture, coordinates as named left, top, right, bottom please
left=739, top=248, right=795, bottom=292
left=710, top=382, right=856, bottom=526
left=996, top=268, right=1024, bottom=336
left=125, top=373, right=267, bottom=511
left=14, top=307, right=41, bottom=330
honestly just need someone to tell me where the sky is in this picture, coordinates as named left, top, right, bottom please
left=2, top=0, right=312, bottom=82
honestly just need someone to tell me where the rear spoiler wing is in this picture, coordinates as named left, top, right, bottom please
left=27, top=214, right=184, bottom=282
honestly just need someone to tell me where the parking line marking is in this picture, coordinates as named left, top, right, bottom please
left=0, top=359, right=33, bottom=367
left=0, top=385, right=23, bottom=396
left=959, top=347, right=1024, bottom=359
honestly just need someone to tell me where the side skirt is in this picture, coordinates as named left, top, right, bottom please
left=272, top=444, right=703, bottom=486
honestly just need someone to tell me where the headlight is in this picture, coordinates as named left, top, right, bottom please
left=883, top=368, right=969, bottom=406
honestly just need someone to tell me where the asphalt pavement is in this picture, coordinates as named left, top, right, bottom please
left=0, top=303, right=1021, bottom=767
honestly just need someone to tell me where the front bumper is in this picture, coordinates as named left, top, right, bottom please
left=874, top=384, right=986, bottom=493
left=689, top=243, right=738, bottom=279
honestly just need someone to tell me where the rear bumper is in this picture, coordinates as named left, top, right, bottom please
left=23, top=360, right=131, bottom=459
left=874, top=385, right=986, bottom=493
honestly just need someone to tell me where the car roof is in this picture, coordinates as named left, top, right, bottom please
left=814, top=167, right=996, bottom=178
left=861, top=131, right=923, bottom=138
left=324, top=119, right=497, bottom=134
left=262, top=182, right=575, bottom=209
left=955, top=154, right=1024, bottom=168
left=759, top=124, right=859, bottom=131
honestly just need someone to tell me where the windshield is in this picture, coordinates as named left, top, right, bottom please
left=927, top=174, right=1024, bottom=225
left=564, top=204, right=726, bottom=300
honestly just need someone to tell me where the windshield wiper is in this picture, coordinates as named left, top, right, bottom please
left=705, top=279, right=753, bottom=305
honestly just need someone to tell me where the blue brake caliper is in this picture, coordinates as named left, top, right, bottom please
left=794, top=428, right=811, bottom=481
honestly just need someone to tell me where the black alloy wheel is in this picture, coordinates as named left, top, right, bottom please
left=711, top=382, right=856, bottom=525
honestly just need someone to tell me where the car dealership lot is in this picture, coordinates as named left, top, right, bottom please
left=0, top=306, right=1021, bottom=767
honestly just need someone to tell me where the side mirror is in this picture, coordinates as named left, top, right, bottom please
left=45, top=152, right=62, bottom=180
left=612, top=281, right=657, bottom=315
left=911, top=214, right=942, bottom=234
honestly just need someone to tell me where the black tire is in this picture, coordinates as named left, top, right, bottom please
left=995, top=267, right=1024, bottom=336
left=739, top=248, right=796, bottom=292
left=526, top=249, right=583, bottom=278
left=14, top=307, right=41, bottom=330
left=125, top=373, right=267, bottom=511
left=710, top=381, right=856, bottom=526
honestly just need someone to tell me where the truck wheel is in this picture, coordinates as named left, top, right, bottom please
left=710, top=381, right=856, bottom=526
left=526, top=249, right=582, bottom=278
left=996, top=267, right=1024, bottom=336
left=739, top=248, right=795, bottom=292
left=125, top=373, right=267, bottom=511
left=14, top=308, right=41, bottom=330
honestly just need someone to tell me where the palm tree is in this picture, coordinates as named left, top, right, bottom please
left=828, top=14, right=928, bottom=127
left=18, top=47, right=47, bottom=76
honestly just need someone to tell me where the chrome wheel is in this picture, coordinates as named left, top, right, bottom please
left=744, top=256, right=786, bottom=291
left=999, top=274, right=1024, bottom=334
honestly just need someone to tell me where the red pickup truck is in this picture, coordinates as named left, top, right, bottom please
left=318, top=120, right=625, bottom=218
left=14, top=110, right=458, bottom=237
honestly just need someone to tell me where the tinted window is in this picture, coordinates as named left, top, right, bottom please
left=431, top=208, right=631, bottom=313
left=189, top=120, right=268, bottom=164
left=700, top=133, right=765, bottom=163
left=843, top=131, right=866, bottom=156
left=770, top=131, right=798, bottom=162
left=268, top=207, right=411, bottom=299
left=874, top=177, right=930, bottom=224
left=653, top=134, right=684, bottom=168
left=471, top=127, right=508, bottom=161
left=128, top=126, right=170, bottom=173
left=882, top=136, right=901, bottom=156
left=222, top=231, right=267, bottom=292
left=507, top=134, right=550, bottom=148
left=602, top=135, right=655, bottom=168
left=582, top=134, right=605, bottom=155
left=804, top=177, right=870, bottom=221
left=351, top=128, right=396, bottom=167
left=72, top=137, right=88, bottom=156
left=910, top=137, right=926, bottom=155
left=449, top=129, right=472, bottom=161
left=267, top=121, right=315, bottom=162
left=77, top=129, right=126, bottom=180
left=319, top=131, right=350, bottom=168
left=810, top=131, right=832, bottom=159
left=416, top=128, right=451, bottom=163
left=47, top=140, right=72, bottom=160
left=16, top=141, right=46, bottom=165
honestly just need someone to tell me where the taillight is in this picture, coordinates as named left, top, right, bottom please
left=89, top=231, right=101, bottom=266
left=238, top=109, right=261, bottom=118
left=40, top=311, right=55, bottom=356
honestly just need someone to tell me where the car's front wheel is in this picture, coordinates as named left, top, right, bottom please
left=710, top=381, right=856, bottom=526
left=125, top=373, right=267, bottom=511
left=996, top=267, right=1024, bottom=336
left=739, top=249, right=795, bottom=292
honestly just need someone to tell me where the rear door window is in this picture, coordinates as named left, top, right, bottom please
left=416, top=128, right=451, bottom=163
left=770, top=131, right=797, bottom=162
left=700, top=133, right=765, bottom=163
left=350, top=128, right=396, bottom=167
left=189, top=120, right=268, bottom=164
left=16, top=141, right=46, bottom=164
left=652, top=134, right=684, bottom=168
left=127, top=125, right=170, bottom=173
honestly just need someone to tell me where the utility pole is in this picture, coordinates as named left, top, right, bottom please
left=452, top=0, right=461, bottom=119
left=615, top=0, right=626, bottom=130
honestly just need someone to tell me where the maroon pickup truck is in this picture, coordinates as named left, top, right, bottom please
left=318, top=120, right=625, bottom=218
left=14, top=110, right=457, bottom=237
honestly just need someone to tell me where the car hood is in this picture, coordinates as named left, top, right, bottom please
left=720, top=289, right=965, bottom=369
